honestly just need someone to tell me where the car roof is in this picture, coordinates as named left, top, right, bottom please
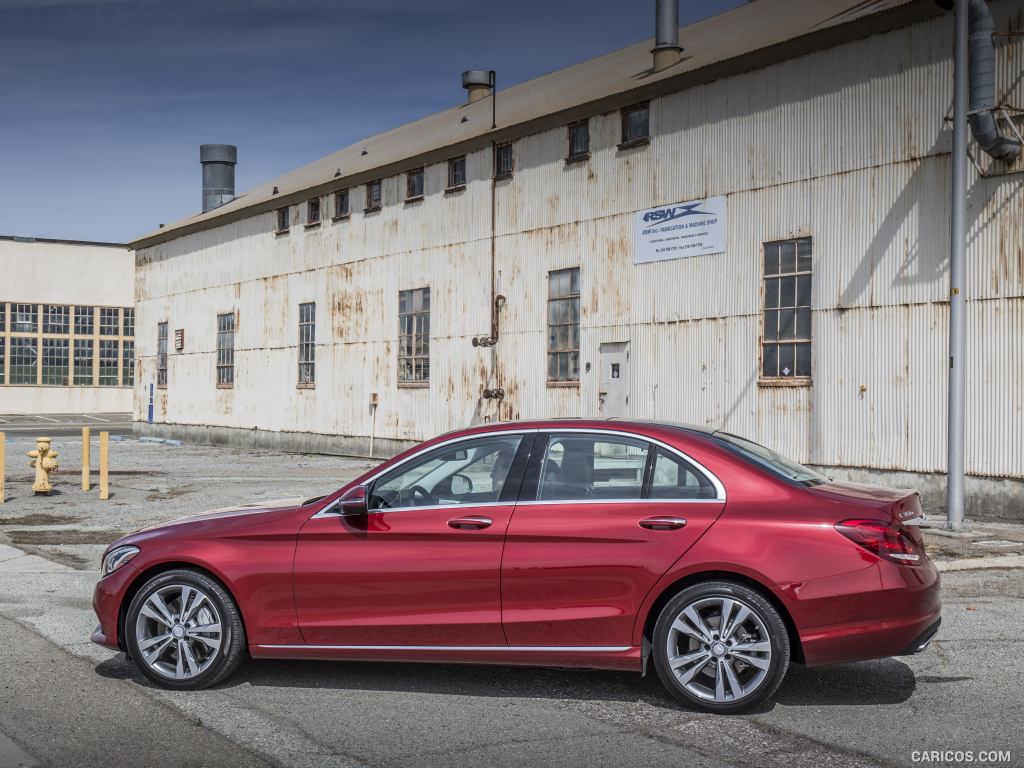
left=439, top=418, right=717, bottom=441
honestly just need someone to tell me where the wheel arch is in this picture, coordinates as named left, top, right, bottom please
left=640, top=569, right=805, bottom=665
left=117, top=560, right=247, bottom=654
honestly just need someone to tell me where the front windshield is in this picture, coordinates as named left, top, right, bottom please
left=713, top=432, right=826, bottom=485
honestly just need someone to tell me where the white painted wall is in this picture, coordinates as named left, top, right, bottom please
left=133, top=1, right=1024, bottom=479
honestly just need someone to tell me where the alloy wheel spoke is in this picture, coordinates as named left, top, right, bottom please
left=180, top=640, right=201, bottom=677
left=175, top=644, right=185, bottom=678
left=138, top=632, right=171, bottom=652
left=148, top=593, right=176, bottom=626
left=722, top=658, right=744, bottom=700
left=722, top=605, right=751, bottom=641
left=714, top=660, right=726, bottom=701
left=731, top=640, right=771, bottom=654
left=142, top=637, right=173, bottom=665
left=718, top=599, right=734, bottom=638
left=677, top=655, right=712, bottom=685
left=732, top=651, right=770, bottom=670
left=680, top=606, right=714, bottom=643
left=670, top=649, right=710, bottom=671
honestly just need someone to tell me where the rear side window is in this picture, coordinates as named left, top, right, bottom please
left=537, top=434, right=649, bottom=501
left=650, top=449, right=718, bottom=500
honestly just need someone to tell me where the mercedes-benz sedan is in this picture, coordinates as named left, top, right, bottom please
left=93, top=420, right=940, bottom=712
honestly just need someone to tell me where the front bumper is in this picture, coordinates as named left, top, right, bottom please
left=91, top=563, right=140, bottom=651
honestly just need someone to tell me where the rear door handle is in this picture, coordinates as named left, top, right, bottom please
left=638, top=516, right=687, bottom=531
left=447, top=516, right=493, bottom=530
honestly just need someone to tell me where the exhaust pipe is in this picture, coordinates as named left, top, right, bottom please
left=652, top=0, right=682, bottom=72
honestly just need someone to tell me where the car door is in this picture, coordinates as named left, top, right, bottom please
left=501, top=430, right=726, bottom=648
left=294, top=431, right=532, bottom=647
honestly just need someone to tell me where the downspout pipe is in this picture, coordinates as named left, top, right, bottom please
left=939, top=0, right=1022, bottom=162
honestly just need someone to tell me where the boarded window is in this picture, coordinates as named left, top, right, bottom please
left=447, top=156, right=466, bottom=189
left=217, top=312, right=235, bottom=386
left=493, top=142, right=513, bottom=178
left=334, top=189, right=349, bottom=218
left=99, top=339, right=119, bottom=386
left=298, top=302, right=315, bottom=385
left=567, top=119, right=590, bottom=161
left=762, top=237, right=812, bottom=379
left=547, top=268, right=580, bottom=383
left=620, top=102, right=650, bottom=145
left=74, top=339, right=93, bottom=385
left=276, top=206, right=290, bottom=232
left=365, top=180, right=382, bottom=211
left=157, top=322, right=168, bottom=386
left=398, top=287, right=430, bottom=384
left=406, top=168, right=424, bottom=199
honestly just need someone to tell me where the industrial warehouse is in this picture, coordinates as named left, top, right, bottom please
left=129, top=0, right=1023, bottom=516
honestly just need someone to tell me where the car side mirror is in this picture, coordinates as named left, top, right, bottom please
left=333, top=485, right=368, bottom=516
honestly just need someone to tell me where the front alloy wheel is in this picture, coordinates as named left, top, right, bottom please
left=653, top=581, right=790, bottom=713
left=125, top=569, right=245, bottom=689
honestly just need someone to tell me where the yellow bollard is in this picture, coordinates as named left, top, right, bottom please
left=82, top=426, right=91, bottom=491
left=0, top=432, right=5, bottom=504
left=99, top=431, right=109, bottom=500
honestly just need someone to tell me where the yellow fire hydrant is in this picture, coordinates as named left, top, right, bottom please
left=27, top=437, right=59, bottom=495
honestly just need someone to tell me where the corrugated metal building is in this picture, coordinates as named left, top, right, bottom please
left=131, top=0, right=1024, bottom=517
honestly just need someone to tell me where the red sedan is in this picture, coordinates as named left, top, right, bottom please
left=92, top=420, right=940, bottom=713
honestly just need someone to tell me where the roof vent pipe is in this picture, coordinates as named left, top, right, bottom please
left=200, top=144, right=237, bottom=213
left=652, top=0, right=682, bottom=72
left=462, top=70, right=494, bottom=104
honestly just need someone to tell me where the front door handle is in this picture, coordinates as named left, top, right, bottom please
left=447, top=516, right=493, bottom=530
left=638, top=516, right=687, bottom=531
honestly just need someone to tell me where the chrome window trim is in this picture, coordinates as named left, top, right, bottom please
left=311, top=425, right=725, bottom=519
left=257, top=644, right=632, bottom=653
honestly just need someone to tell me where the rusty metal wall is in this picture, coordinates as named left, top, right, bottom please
left=134, top=1, right=1024, bottom=479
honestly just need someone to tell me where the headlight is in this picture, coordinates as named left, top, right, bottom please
left=101, top=545, right=139, bottom=576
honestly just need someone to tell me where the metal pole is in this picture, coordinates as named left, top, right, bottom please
left=82, top=426, right=91, bottom=491
left=946, top=0, right=969, bottom=531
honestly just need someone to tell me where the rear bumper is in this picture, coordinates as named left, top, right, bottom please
left=793, top=560, right=941, bottom=667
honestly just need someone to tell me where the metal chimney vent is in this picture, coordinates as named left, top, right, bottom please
left=200, top=144, right=237, bottom=213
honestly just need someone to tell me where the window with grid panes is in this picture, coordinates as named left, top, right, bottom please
left=9, top=337, right=37, bottom=384
left=74, top=306, right=94, bottom=335
left=44, top=305, right=69, bottom=334
left=447, top=156, right=466, bottom=189
left=13, top=304, right=37, bottom=333
left=547, top=268, right=580, bottom=383
left=567, top=119, right=590, bottom=161
left=398, top=288, right=430, bottom=384
left=99, top=340, right=119, bottom=385
left=122, top=339, right=135, bottom=386
left=217, top=313, right=235, bottom=385
left=762, top=237, right=812, bottom=380
left=42, top=338, right=69, bottom=385
left=157, top=322, right=168, bottom=386
left=298, top=303, right=315, bottom=385
left=123, top=308, right=134, bottom=337
left=74, top=339, right=94, bottom=385
left=99, top=307, right=119, bottom=336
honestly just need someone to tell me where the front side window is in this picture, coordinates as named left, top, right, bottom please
left=334, top=189, right=349, bottom=218
left=298, top=302, right=315, bottom=385
left=537, top=434, right=649, bottom=501
left=398, top=287, right=429, bottom=384
left=217, top=312, right=235, bottom=386
left=406, top=168, right=424, bottom=200
left=276, top=206, right=290, bottom=233
left=369, top=434, right=523, bottom=510
left=567, top=119, right=590, bottom=161
left=621, top=102, right=650, bottom=145
left=365, top=180, right=382, bottom=211
left=547, top=267, right=580, bottom=383
left=306, top=197, right=321, bottom=225
left=157, top=322, right=168, bottom=386
left=762, top=237, right=812, bottom=380
left=447, top=156, right=466, bottom=189
left=493, top=142, right=513, bottom=178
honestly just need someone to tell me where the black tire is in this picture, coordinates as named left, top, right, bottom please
left=125, top=569, right=246, bottom=690
left=652, top=580, right=790, bottom=713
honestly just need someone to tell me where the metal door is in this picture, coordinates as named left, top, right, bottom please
left=598, top=342, right=630, bottom=418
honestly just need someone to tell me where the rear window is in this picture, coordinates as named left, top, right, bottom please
left=714, top=432, right=826, bottom=486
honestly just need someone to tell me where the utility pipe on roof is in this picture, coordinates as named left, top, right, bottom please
left=652, top=0, right=682, bottom=72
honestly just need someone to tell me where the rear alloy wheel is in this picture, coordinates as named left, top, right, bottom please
left=125, top=569, right=246, bottom=690
left=652, top=580, right=790, bottom=713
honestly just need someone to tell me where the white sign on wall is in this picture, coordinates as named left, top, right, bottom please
left=634, top=195, right=727, bottom=264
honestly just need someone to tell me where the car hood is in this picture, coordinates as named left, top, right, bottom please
left=130, top=497, right=310, bottom=536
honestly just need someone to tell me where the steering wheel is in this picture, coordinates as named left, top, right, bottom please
left=410, top=484, right=437, bottom=506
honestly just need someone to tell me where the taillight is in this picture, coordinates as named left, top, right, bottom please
left=834, top=518, right=924, bottom=565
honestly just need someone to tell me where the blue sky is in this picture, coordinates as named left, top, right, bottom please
left=0, top=0, right=743, bottom=243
